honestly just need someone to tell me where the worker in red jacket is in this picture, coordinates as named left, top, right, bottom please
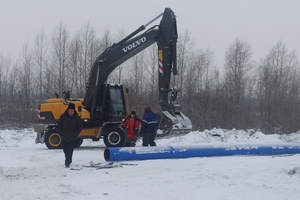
left=123, top=111, right=141, bottom=147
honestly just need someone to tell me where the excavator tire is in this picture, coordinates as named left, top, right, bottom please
left=103, top=127, right=126, bottom=147
left=45, top=128, right=63, bottom=149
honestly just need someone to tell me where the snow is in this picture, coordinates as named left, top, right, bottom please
left=1, top=128, right=300, bottom=200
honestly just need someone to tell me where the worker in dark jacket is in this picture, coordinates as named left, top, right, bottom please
left=58, top=103, right=83, bottom=168
left=140, top=106, right=158, bottom=146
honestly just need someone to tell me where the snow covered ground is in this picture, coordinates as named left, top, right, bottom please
left=1, top=128, right=300, bottom=200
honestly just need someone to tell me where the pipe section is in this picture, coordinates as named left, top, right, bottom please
left=104, top=144, right=300, bottom=161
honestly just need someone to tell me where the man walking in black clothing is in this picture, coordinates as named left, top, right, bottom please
left=58, top=103, right=83, bottom=168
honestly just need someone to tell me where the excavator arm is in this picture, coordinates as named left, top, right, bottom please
left=84, top=8, right=192, bottom=135
left=83, top=26, right=159, bottom=113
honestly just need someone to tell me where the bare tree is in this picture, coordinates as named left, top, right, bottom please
left=112, top=29, right=126, bottom=84
left=100, top=27, right=112, bottom=51
left=32, top=30, right=48, bottom=101
left=50, top=23, right=70, bottom=97
left=0, top=55, right=12, bottom=123
left=143, top=44, right=158, bottom=98
left=257, top=41, right=299, bottom=134
left=184, top=48, right=216, bottom=130
left=177, top=30, right=195, bottom=98
left=5, top=63, right=19, bottom=123
left=68, top=24, right=102, bottom=98
left=120, top=53, right=146, bottom=112
left=17, top=44, right=35, bottom=123
left=97, top=27, right=114, bottom=84
left=78, top=23, right=101, bottom=96
left=223, top=38, right=253, bottom=128
left=68, top=33, right=82, bottom=96
left=0, top=55, right=4, bottom=103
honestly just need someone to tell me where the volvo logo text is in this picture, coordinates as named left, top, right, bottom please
left=122, top=37, right=147, bottom=53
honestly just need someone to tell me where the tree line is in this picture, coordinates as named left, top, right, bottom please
left=0, top=23, right=299, bottom=134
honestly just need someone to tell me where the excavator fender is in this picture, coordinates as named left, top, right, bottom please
left=101, top=123, right=126, bottom=147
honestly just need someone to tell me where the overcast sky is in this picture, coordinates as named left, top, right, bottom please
left=1, top=0, right=300, bottom=67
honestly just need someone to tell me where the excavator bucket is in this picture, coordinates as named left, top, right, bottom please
left=158, top=111, right=192, bottom=137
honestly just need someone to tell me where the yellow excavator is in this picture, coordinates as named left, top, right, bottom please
left=34, top=8, right=192, bottom=149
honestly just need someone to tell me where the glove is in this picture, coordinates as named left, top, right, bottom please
left=134, top=128, right=139, bottom=136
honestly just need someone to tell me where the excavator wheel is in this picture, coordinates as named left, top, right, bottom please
left=103, top=127, right=126, bottom=147
left=45, top=128, right=63, bottom=149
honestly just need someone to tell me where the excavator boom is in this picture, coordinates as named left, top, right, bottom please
left=83, top=7, right=192, bottom=135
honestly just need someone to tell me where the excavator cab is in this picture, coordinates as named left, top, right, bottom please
left=91, top=84, right=127, bottom=126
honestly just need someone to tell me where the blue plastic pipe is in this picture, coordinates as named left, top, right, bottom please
left=104, top=144, right=300, bottom=161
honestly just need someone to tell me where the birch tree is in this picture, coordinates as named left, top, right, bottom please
left=184, top=48, right=216, bottom=130
left=50, top=23, right=70, bottom=97
left=17, top=44, right=35, bottom=123
left=177, top=30, right=195, bottom=98
left=223, top=38, right=253, bottom=128
left=257, top=41, right=299, bottom=133
left=32, top=30, right=48, bottom=100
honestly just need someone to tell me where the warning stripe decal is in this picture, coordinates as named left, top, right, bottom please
left=158, top=50, right=163, bottom=75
